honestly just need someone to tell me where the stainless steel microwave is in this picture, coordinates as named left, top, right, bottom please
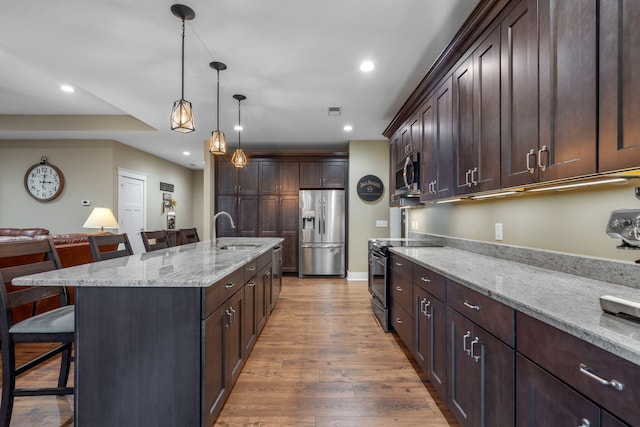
left=394, top=152, right=420, bottom=197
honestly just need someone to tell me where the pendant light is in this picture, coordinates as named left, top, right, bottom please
left=208, top=61, right=227, bottom=155
left=231, top=94, right=248, bottom=168
left=170, top=4, right=196, bottom=133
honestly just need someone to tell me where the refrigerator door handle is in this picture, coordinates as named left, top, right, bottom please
left=299, top=243, right=343, bottom=249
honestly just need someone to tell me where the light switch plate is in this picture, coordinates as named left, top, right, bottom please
left=495, top=223, right=503, bottom=241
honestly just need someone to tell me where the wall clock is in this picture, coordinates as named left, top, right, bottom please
left=24, top=157, right=65, bottom=201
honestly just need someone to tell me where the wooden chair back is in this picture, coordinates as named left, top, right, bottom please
left=178, top=228, right=199, bottom=245
left=0, top=239, right=67, bottom=327
left=141, top=230, right=170, bottom=252
left=88, top=233, right=134, bottom=261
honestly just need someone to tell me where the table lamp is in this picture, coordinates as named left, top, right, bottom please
left=82, top=207, right=119, bottom=232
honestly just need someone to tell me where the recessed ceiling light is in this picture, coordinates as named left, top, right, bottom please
left=183, top=151, right=190, bottom=155
left=234, top=125, right=243, bottom=131
left=360, top=61, right=375, bottom=72
left=343, top=125, right=353, bottom=131
left=60, top=84, right=75, bottom=93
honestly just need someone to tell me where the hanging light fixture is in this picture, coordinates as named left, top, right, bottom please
left=231, top=94, right=248, bottom=168
left=170, top=4, right=196, bottom=133
left=208, top=61, right=227, bottom=155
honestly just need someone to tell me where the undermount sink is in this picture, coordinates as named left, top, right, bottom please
left=217, top=243, right=262, bottom=251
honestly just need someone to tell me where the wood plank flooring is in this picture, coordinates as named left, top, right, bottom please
left=1, top=277, right=457, bottom=426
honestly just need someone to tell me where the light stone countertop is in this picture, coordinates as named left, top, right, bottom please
left=13, top=237, right=283, bottom=288
left=390, top=245, right=640, bottom=366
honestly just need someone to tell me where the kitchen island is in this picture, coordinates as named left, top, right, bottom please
left=13, top=237, right=283, bottom=427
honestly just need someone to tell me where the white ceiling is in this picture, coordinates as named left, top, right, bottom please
left=0, top=0, right=479, bottom=169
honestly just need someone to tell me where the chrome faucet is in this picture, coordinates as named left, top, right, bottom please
left=212, top=211, right=236, bottom=247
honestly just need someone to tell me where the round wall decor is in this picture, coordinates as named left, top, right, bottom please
left=357, top=175, right=384, bottom=202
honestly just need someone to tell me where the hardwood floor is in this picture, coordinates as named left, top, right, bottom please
left=1, top=277, right=457, bottom=426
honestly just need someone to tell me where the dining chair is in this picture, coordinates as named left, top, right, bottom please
left=0, top=239, right=74, bottom=427
left=141, top=230, right=170, bottom=252
left=178, top=228, right=199, bottom=245
left=88, top=233, right=134, bottom=261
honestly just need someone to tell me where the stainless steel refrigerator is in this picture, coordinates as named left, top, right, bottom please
left=299, top=189, right=345, bottom=277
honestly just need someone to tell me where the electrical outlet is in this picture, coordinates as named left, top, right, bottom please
left=495, top=223, right=503, bottom=241
left=412, top=220, right=419, bottom=230
left=375, top=220, right=388, bottom=228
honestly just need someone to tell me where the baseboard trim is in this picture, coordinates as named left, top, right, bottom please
left=346, top=271, right=367, bottom=281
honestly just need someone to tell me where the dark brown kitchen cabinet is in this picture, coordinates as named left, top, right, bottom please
left=517, top=312, right=640, bottom=426
left=300, top=160, right=346, bottom=189
left=599, top=0, right=640, bottom=172
left=446, top=306, right=515, bottom=427
left=502, top=0, right=597, bottom=187
left=258, top=195, right=298, bottom=273
left=216, top=161, right=259, bottom=195
left=516, top=353, right=600, bottom=427
left=414, top=283, right=446, bottom=398
left=453, top=25, right=501, bottom=195
left=259, top=161, right=299, bottom=195
left=389, top=133, right=399, bottom=204
left=389, top=253, right=413, bottom=349
left=421, top=77, right=453, bottom=201
left=216, top=195, right=258, bottom=238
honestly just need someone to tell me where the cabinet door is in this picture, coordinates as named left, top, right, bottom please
left=255, top=267, right=268, bottom=334
left=453, top=55, right=475, bottom=195
left=323, top=161, right=346, bottom=189
left=203, top=304, right=229, bottom=426
left=447, top=307, right=476, bottom=426
left=217, top=161, right=237, bottom=195
left=538, top=0, right=597, bottom=181
left=599, top=0, right=640, bottom=172
left=300, top=162, right=324, bottom=188
left=501, top=0, right=539, bottom=187
left=243, top=280, right=257, bottom=354
left=414, top=286, right=447, bottom=398
left=237, top=162, right=259, bottom=194
left=216, top=195, right=238, bottom=237
left=434, top=77, right=454, bottom=199
left=258, top=195, right=278, bottom=236
left=410, top=112, right=421, bottom=153
left=420, top=97, right=436, bottom=201
left=258, top=161, right=279, bottom=195
left=473, top=25, right=501, bottom=193
left=280, top=196, right=299, bottom=273
left=279, top=162, right=300, bottom=195
left=237, top=196, right=258, bottom=237
left=516, top=354, right=600, bottom=427
left=390, top=135, right=399, bottom=204
left=226, top=290, right=244, bottom=388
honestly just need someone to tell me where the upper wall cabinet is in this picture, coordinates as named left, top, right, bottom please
left=501, top=0, right=597, bottom=187
left=453, top=25, right=501, bottom=195
left=258, top=161, right=299, bottom=195
left=599, top=0, right=640, bottom=172
left=217, top=161, right=259, bottom=195
left=299, top=160, right=347, bottom=189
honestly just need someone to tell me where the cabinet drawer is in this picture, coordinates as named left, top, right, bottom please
left=391, top=300, right=413, bottom=350
left=447, top=280, right=514, bottom=346
left=203, top=268, right=244, bottom=318
left=244, top=252, right=271, bottom=279
left=517, top=312, right=640, bottom=426
left=413, top=263, right=446, bottom=301
left=390, top=253, right=412, bottom=281
left=390, top=272, right=413, bottom=315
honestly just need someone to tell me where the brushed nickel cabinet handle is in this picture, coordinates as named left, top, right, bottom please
left=395, top=317, right=403, bottom=324
left=471, top=167, right=478, bottom=186
left=396, top=286, right=403, bottom=292
left=424, top=301, right=432, bottom=319
left=526, top=149, right=536, bottom=174
left=421, top=276, right=431, bottom=283
left=577, top=418, right=591, bottom=427
left=463, top=331, right=471, bottom=355
left=225, top=282, right=235, bottom=289
left=463, top=301, right=480, bottom=311
left=579, top=364, right=624, bottom=391
left=470, top=337, right=480, bottom=362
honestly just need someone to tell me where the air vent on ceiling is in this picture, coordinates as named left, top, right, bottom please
left=327, top=106, right=342, bottom=116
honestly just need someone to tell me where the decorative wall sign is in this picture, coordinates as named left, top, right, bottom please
left=160, top=182, right=174, bottom=192
left=357, top=175, right=384, bottom=202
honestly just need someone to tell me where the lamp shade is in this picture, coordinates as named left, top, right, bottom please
left=208, top=130, right=227, bottom=155
left=83, top=207, right=119, bottom=231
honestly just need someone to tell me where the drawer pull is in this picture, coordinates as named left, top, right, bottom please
left=248, top=281, right=256, bottom=287
left=423, top=300, right=432, bottom=319
left=578, top=364, right=624, bottom=391
left=577, top=419, right=591, bottom=427
left=420, top=276, right=431, bottom=283
left=225, top=282, right=236, bottom=289
left=395, top=317, right=403, bottom=324
left=395, top=262, right=403, bottom=266
left=463, top=331, right=471, bottom=355
left=463, top=300, right=480, bottom=311
left=419, top=297, right=426, bottom=313
left=396, top=286, right=403, bottom=292
left=247, top=265, right=256, bottom=271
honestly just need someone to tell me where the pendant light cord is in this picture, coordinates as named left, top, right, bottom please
left=216, top=70, right=220, bottom=130
left=237, top=98, right=242, bottom=149
left=180, top=18, right=185, bottom=99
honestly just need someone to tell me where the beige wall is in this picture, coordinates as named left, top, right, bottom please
left=0, top=140, right=201, bottom=234
left=348, top=140, right=390, bottom=277
left=408, top=180, right=640, bottom=262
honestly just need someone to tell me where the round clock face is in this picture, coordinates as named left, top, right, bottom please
left=24, top=162, right=65, bottom=201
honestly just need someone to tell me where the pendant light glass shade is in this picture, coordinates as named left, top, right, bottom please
left=208, top=61, right=227, bottom=155
left=208, top=130, right=227, bottom=154
left=231, top=94, right=247, bottom=168
left=170, top=4, right=195, bottom=133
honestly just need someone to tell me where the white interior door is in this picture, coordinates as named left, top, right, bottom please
left=118, top=169, right=146, bottom=254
